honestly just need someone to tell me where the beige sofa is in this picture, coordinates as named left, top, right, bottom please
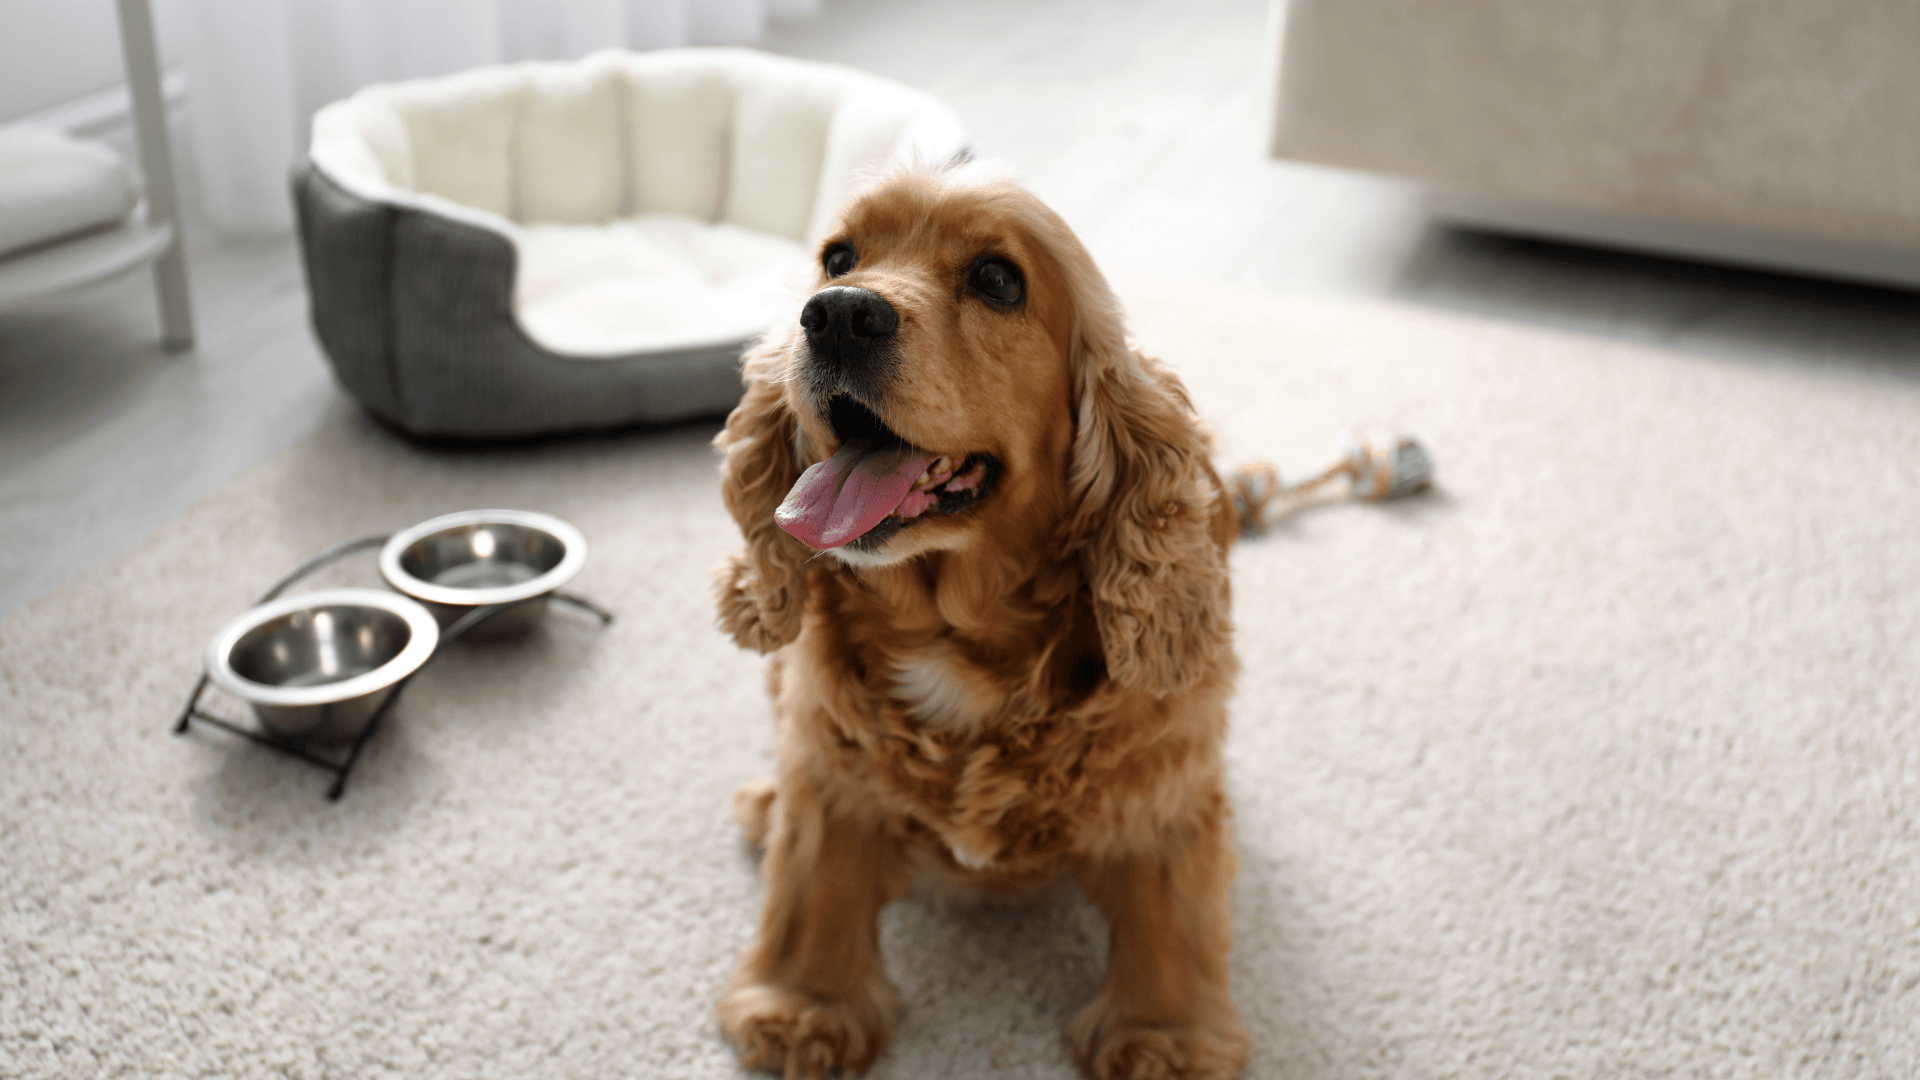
left=1268, top=0, right=1920, bottom=289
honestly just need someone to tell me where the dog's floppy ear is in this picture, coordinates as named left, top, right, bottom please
left=714, top=333, right=814, bottom=653
left=1057, top=290, right=1232, bottom=698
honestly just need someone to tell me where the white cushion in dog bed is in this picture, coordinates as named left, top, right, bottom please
left=309, top=48, right=965, bottom=357
left=512, top=215, right=806, bottom=356
left=0, top=126, right=138, bottom=260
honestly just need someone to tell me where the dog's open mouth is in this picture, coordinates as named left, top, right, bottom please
left=776, top=395, right=996, bottom=551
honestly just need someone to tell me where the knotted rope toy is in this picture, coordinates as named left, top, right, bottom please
left=1229, top=433, right=1435, bottom=535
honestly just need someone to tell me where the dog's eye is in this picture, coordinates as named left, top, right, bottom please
left=823, top=243, right=857, bottom=278
left=968, top=257, right=1023, bottom=306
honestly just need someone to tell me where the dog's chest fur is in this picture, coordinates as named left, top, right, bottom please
left=797, top=571, right=1119, bottom=874
left=888, top=642, right=1006, bottom=732
left=884, top=645, right=1025, bottom=868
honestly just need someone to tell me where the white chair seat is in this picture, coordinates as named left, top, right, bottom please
left=0, top=126, right=137, bottom=261
left=0, top=126, right=166, bottom=315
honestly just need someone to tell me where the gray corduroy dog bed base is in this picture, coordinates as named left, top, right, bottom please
left=293, top=163, right=751, bottom=441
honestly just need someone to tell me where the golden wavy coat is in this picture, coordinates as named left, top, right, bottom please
left=712, top=162, right=1248, bottom=1080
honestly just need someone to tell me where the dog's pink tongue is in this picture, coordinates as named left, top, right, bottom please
left=777, top=441, right=935, bottom=550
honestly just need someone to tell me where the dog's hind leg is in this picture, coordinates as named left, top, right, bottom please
left=719, top=772, right=910, bottom=1079
left=1069, top=792, right=1249, bottom=1080
left=734, top=779, right=779, bottom=852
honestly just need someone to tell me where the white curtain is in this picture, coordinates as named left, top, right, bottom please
left=158, top=0, right=820, bottom=233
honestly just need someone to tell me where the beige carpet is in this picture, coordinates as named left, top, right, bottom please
left=5, top=283, right=1918, bottom=1079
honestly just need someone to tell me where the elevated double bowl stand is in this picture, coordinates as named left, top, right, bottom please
left=172, top=534, right=614, bottom=800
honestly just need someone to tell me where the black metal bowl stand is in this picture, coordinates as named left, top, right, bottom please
left=173, top=534, right=614, bottom=800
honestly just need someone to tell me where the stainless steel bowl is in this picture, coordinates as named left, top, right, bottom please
left=378, top=510, right=587, bottom=635
left=204, top=588, right=440, bottom=742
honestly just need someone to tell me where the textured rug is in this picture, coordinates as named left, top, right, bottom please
left=5, top=283, right=1917, bottom=1079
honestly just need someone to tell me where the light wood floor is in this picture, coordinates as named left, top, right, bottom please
left=3, top=0, right=1917, bottom=617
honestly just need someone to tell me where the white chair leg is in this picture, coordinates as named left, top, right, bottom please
left=149, top=231, right=194, bottom=350
left=116, top=0, right=195, bottom=350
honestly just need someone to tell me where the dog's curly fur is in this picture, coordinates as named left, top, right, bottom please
left=713, top=161, right=1248, bottom=1080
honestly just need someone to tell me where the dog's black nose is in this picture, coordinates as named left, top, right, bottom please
left=800, top=286, right=898, bottom=348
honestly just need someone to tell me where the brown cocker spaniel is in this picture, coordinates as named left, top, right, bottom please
left=713, top=160, right=1248, bottom=1080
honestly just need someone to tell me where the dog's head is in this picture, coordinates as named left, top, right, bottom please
left=716, top=163, right=1230, bottom=696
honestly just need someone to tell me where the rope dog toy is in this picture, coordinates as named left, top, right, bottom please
left=1230, top=433, right=1434, bottom=535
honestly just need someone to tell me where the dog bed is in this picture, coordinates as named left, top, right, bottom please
left=293, top=48, right=966, bottom=439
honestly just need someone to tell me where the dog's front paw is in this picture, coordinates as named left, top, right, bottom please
left=1068, top=996, right=1249, bottom=1080
left=719, top=980, right=896, bottom=1079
